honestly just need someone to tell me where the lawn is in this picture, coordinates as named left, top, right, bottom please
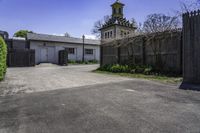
left=94, top=70, right=183, bottom=84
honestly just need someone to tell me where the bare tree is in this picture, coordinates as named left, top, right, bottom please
left=179, top=0, right=200, bottom=13
left=136, top=22, right=143, bottom=34
left=131, top=18, right=145, bottom=35
left=171, top=0, right=200, bottom=27
left=143, top=13, right=180, bottom=33
left=130, top=18, right=138, bottom=28
left=91, top=15, right=111, bottom=38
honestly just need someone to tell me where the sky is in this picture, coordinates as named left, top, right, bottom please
left=0, top=0, right=195, bottom=39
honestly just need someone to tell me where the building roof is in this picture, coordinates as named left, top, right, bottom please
left=12, top=37, right=26, bottom=40
left=0, top=30, right=9, bottom=39
left=27, top=33, right=100, bottom=45
left=100, top=17, right=136, bottom=30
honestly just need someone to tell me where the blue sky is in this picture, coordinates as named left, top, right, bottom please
left=0, top=0, right=194, bottom=38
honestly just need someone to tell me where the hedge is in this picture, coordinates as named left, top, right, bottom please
left=0, top=36, right=7, bottom=81
left=98, top=64, right=180, bottom=76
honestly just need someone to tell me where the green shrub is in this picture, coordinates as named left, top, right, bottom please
left=100, top=64, right=130, bottom=73
left=84, top=61, right=89, bottom=64
left=143, top=66, right=153, bottom=75
left=88, top=60, right=98, bottom=64
left=135, top=66, right=145, bottom=73
left=97, top=64, right=112, bottom=71
left=110, top=64, right=121, bottom=73
left=97, top=64, right=181, bottom=77
left=0, top=37, right=7, bottom=81
left=76, top=60, right=83, bottom=64
left=130, top=69, right=136, bottom=74
left=68, top=60, right=98, bottom=65
left=99, top=64, right=155, bottom=75
left=68, top=60, right=76, bottom=64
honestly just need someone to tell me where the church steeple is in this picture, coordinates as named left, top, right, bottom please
left=111, top=0, right=125, bottom=18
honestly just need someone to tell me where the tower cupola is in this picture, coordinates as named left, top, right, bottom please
left=111, top=0, right=125, bottom=18
left=100, top=0, right=136, bottom=42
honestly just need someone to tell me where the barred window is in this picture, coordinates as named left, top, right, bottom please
left=66, top=48, right=75, bottom=54
left=85, top=49, right=93, bottom=55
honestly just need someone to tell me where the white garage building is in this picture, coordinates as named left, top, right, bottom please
left=27, top=33, right=100, bottom=64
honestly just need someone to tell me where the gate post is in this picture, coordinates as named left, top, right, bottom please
left=180, top=11, right=200, bottom=90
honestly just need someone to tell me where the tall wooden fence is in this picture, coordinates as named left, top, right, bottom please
left=7, top=49, right=35, bottom=67
left=101, top=30, right=182, bottom=74
left=182, top=11, right=200, bottom=85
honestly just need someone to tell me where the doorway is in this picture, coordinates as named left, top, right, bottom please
left=40, top=48, right=48, bottom=63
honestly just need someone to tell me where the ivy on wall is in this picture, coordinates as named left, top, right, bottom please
left=0, top=37, right=7, bottom=81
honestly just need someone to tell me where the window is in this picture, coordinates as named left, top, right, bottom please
left=110, top=31, right=112, bottom=38
left=105, top=31, right=113, bottom=39
left=121, top=31, right=124, bottom=37
left=113, top=8, right=116, bottom=14
left=119, top=8, right=122, bottom=14
left=105, top=33, right=107, bottom=39
left=124, top=32, right=127, bottom=36
left=85, top=49, right=93, bottom=55
left=66, top=48, right=75, bottom=54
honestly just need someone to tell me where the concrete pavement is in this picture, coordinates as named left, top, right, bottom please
left=0, top=64, right=133, bottom=96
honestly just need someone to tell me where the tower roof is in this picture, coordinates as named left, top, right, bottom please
left=99, top=17, right=136, bottom=30
left=111, top=0, right=125, bottom=6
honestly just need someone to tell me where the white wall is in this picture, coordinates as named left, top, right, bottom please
left=30, top=41, right=100, bottom=64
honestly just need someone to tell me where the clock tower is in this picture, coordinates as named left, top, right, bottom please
left=99, top=0, right=137, bottom=43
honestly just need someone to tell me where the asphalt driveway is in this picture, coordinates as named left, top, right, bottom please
left=0, top=64, right=200, bottom=133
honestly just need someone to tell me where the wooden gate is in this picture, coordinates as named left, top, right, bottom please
left=7, top=49, right=35, bottom=67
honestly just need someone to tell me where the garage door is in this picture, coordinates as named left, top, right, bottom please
left=40, top=47, right=55, bottom=63
left=47, top=47, right=55, bottom=63
left=41, top=48, right=48, bottom=62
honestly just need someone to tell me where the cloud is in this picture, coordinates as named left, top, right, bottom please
left=49, top=33, right=98, bottom=40
left=52, top=33, right=65, bottom=36
left=84, top=35, right=98, bottom=40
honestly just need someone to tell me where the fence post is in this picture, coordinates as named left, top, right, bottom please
left=142, top=37, right=146, bottom=65
left=180, top=11, right=200, bottom=90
